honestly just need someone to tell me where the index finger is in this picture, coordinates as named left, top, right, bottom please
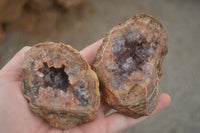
left=80, top=38, right=103, bottom=65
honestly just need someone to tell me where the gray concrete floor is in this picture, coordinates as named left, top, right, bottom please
left=1, top=0, right=200, bottom=133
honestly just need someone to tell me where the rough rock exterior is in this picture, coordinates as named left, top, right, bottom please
left=0, top=0, right=85, bottom=43
left=22, top=42, right=100, bottom=129
left=93, top=13, right=168, bottom=118
left=56, top=0, right=84, bottom=9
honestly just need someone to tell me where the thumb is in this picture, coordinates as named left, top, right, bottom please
left=0, top=46, right=31, bottom=80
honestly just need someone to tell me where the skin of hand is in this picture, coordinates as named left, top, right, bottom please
left=0, top=39, right=171, bottom=133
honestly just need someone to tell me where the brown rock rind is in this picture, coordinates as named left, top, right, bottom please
left=22, top=42, right=100, bottom=129
left=93, top=13, right=168, bottom=118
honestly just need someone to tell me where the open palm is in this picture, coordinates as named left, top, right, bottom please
left=0, top=39, right=171, bottom=133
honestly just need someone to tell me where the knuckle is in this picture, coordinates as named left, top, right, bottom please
left=22, top=46, right=31, bottom=51
left=20, top=46, right=31, bottom=54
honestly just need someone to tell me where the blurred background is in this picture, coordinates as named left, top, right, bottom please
left=0, top=0, right=200, bottom=132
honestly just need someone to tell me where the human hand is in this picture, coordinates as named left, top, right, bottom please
left=0, top=39, right=171, bottom=133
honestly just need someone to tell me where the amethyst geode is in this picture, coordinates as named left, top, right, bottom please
left=93, top=13, right=168, bottom=118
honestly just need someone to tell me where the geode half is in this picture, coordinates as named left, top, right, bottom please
left=22, top=42, right=100, bottom=129
left=93, top=13, right=168, bottom=118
